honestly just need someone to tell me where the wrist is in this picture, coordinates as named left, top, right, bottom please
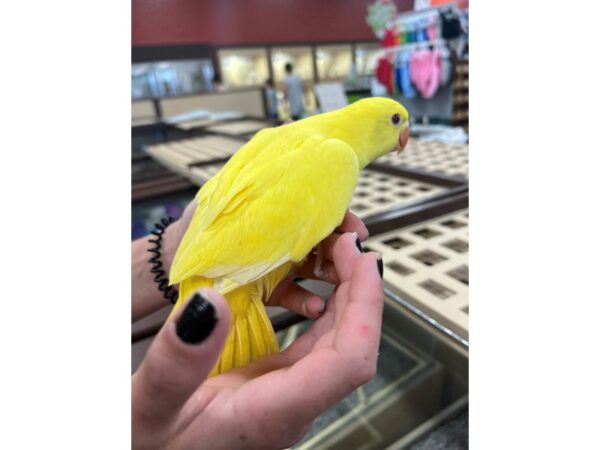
left=161, top=218, right=181, bottom=272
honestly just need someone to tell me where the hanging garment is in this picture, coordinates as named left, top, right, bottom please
left=441, top=8, right=461, bottom=39
left=396, top=24, right=404, bottom=45
left=409, top=25, right=417, bottom=43
left=375, top=57, right=394, bottom=95
left=417, top=18, right=429, bottom=42
left=382, top=28, right=397, bottom=48
left=398, top=51, right=417, bottom=99
left=427, top=14, right=438, bottom=41
left=410, top=49, right=441, bottom=98
left=439, top=45, right=453, bottom=85
left=370, top=75, right=388, bottom=96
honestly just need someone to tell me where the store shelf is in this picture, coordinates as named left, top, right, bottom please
left=173, top=118, right=220, bottom=131
left=375, top=139, right=468, bottom=179
left=350, top=169, right=445, bottom=219
left=189, top=163, right=226, bottom=185
left=132, top=173, right=196, bottom=203
left=365, top=208, right=469, bottom=341
left=146, top=136, right=244, bottom=176
left=452, top=79, right=468, bottom=90
left=452, top=110, right=469, bottom=121
left=452, top=60, right=469, bottom=130
left=182, top=159, right=463, bottom=224
left=205, top=119, right=272, bottom=136
left=455, top=64, right=468, bottom=75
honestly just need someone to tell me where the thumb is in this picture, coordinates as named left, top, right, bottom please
left=132, top=289, right=230, bottom=428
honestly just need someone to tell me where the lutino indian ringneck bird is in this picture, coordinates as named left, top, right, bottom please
left=169, top=97, right=410, bottom=376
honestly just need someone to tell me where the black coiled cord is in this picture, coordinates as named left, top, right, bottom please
left=148, top=217, right=178, bottom=305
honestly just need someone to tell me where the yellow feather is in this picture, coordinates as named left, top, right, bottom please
left=170, top=97, right=410, bottom=376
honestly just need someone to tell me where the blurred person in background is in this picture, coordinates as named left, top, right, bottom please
left=264, top=77, right=279, bottom=120
left=211, top=73, right=225, bottom=92
left=283, top=63, right=304, bottom=120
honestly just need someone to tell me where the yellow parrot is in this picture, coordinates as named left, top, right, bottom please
left=169, top=97, right=410, bottom=376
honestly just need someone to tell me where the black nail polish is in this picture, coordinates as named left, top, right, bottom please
left=176, top=293, right=218, bottom=344
left=355, top=236, right=363, bottom=253
left=377, top=257, right=384, bottom=278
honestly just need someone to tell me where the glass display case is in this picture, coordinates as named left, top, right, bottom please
left=217, top=47, right=270, bottom=87
left=271, top=46, right=315, bottom=82
left=270, top=46, right=316, bottom=117
left=276, top=284, right=468, bottom=450
left=316, top=44, right=353, bottom=80
left=355, top=42, right=382, bottom=76
left=132, top=59, right=215, bottom=100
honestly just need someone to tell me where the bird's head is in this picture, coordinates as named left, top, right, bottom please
left=323, top=97, right=410, bottom=169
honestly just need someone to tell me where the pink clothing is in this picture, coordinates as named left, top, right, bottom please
left=409, top=49, right=442, bottom=98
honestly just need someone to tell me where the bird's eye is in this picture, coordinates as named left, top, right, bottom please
left=391, top=113, right=401, bottom=126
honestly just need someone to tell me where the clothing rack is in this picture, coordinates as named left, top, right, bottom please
left=393, top=2, right=459, bottom=25
left=382, top=40, right=448, bottom=55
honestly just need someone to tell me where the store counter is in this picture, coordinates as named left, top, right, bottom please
left=132, top=99, right=159, bottom=127
left=159, top=87, right=265, bottom=120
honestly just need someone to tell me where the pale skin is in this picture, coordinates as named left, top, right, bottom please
left=131, top=204, right=385, bottom=449
left=132, top=115, right=385, bottom=448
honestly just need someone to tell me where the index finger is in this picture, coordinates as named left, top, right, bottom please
left=333, top=253, right=384, bottom=361
left=336, top=211, right=369, bottom=241
left=237, top=254, right=384, bottom=430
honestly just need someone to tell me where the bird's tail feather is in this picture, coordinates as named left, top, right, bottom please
left=173, top=263, right=291, bottom=377
left=210, top=286, right=279, bottom=376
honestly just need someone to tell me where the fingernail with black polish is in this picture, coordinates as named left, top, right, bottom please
left=355, top=235, right=363, bottom=253
left=176, top=293, right=218, bottom=344
left=377, top=255, right=384, bottom=278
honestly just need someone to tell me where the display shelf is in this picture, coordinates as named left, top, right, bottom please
left=183, top=161, right=459, bottom=222
left=146, top=136, right=244, bottom=176
left=350, top=169, right=445, bottom=219
left=173, top=118, right=220, bottom=131
left=132, top=174, right=196, bottom=203
left=189, top=163, right=226, bottom=185
left=205, top=119, right=272, bottom=136
left=452, top=110, right=468, bottom=122
left=374, top=139, right=468, bottom=179
left=452, top=60, right=469, bottom=130
left=452, top=79, right=468, bottom=90
left=364, top=208, right=469, bottom=340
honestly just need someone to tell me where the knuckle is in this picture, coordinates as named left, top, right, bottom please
left=351, top=359, right=377, bottom=388
left=282, top=422, right=312, bottom=448
left=340, top=354, right=376, bottom=389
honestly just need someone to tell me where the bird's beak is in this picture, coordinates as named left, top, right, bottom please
left=396, top=127, right=410, bottom=154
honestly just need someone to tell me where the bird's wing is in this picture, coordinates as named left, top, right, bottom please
left=169, top=134, right=359, bottom=289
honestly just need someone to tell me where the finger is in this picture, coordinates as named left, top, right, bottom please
left=280, top=296, right=337, bottom=363
left=329, top=232, right=364, bottom=282
left=295, top=232, right=362, bottom=283
left=132, top=289, right=230, bottom=427
left=335, top=211, right=369, bottom=241
left=240, top=348, right=361, bottom=433
left=242, top=256, right=383, bottom=429
left=269, top=282, right=326, bottom=319
left=294, top=255, right=338, bottom=283
left=334, top=252, right=384, bottom=363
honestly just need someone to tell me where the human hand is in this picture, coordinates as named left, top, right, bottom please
left=132, top=234, right=384, bottom=449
